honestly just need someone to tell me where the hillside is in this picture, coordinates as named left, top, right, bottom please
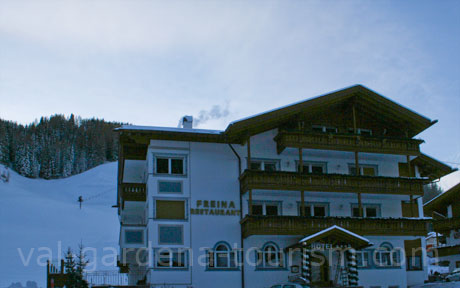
left=0, top=162, right=119, bottom=288
left=0, top=115, right=122, bottom=179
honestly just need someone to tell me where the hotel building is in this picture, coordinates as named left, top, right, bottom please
left=424, top=183, right=460, bottom=272
left=115, top=85, right=455, bottom=288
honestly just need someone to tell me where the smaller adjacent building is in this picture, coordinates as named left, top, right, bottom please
left=424, top=182, right=460, bottom=272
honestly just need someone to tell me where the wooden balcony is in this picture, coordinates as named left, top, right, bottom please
left=432, top=217, right=460, bottom=233
left=433, top=244, right=460, bottom=257
left=240, top=170, right=427, bottom=195
left=241, top=215, right=428, bottom=238
left=121, top=183, right=146, bottom=202
left=275, top=131, right=423, bottom=155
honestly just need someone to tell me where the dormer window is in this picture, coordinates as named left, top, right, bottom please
left=312, top=125, right=337, bottom=133
left=348, top=128, right=373, bottom=136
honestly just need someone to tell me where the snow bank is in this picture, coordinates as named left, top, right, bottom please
left=0, top=163, right=119, bottom=288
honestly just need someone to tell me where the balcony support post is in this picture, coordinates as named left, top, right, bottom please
left=249, top=189, right=253, bottom=215
left=247, top=136, right=252, bottom=215
left=353, top=103, right=363, bottom=217
left=299, top=147, right=305, bottom=216
left=247, top=136, right=251, bottom=170
left=355, top=151, right=363, bottom=217
left=407, top=154, right=415, bottom=217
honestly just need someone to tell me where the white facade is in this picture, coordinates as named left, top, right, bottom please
left=118, top=131, right=429, bottom=288
left=117, top=86, right=440, bottom=288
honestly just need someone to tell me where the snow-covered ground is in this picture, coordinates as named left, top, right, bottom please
left=410, top=282, right=460, bottom=288
left=0, top=163, right=119, bottom=288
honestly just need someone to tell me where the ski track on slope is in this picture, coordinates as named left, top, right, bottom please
left=0, top=163, right=120, bottom=288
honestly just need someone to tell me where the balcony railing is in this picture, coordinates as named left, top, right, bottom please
left=275, top=131, right=423, bottom=155
left=240, top=170, right=427, bottom=195
left=241, top=215, right=428, bottom=238
left=432, top=217, right=460, bottom=233
left=121, top=183, right=146, bottom=202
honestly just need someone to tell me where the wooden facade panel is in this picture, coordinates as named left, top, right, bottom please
left=275, top=131, right=422, bottom=155
left=432, top=217, right=460, bottom=233
left=241, top=216, right=428, bottom=238
left=434, top=245, right=460, bottom=257
left=401, top=201, right=419, bottom=218
left=240, top=170, right=426, bottom=196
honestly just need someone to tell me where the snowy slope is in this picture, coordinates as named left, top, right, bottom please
left=0, top=163, right=119, bottom=288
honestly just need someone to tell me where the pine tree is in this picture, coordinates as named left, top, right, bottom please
left=76, top=243, right=89, bottom=288
left=0, top=115, right=123, bottom=179
left=64, top=248, right=78, bottom=288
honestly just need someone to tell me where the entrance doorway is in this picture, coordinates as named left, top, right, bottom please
left=311, top=251, right=330, bottom=285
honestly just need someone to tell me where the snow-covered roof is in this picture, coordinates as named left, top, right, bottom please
left=424, top=182, right=460, bottom=208
left=116, top=124, right=223, bottom=135
left=299, top=225, right=372, bottom=245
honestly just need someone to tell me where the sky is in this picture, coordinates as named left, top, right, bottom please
left=0, top=0, right=459, bottom=188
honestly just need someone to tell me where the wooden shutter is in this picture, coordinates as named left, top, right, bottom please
left=401, top=201, right=419, bottom=217
left=398, top=163, right=415, bottom=177
left=207, top=251, right=214, bottom=268
left=404, top=238, right=422, bottom=257
left=156, top=200, right=185, bottom=219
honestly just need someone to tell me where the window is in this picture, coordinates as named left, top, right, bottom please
left=349, top=164, right=377, bottom=176
left=155, top=249, right=187, bottom=268
left=124, top=229, right=144, bottom=244
left=252, top=202, right=281, bottom=216
left=155, top=156, right=186, bottom=175
left=299, top=203, right=328, bottom=217
left=250, top=159, right=279, bottom=171
left=404, top=239, right=422, bottom=270
left=158, top=181, right=182, bottom=193
left=257, top=243, right=284, bottom=269
left=356, top=251, right=370, bottom=267
left=207, top=242, right=239, bottom=269
left=351, top=204, right=380, bottom=218
left=155, top=200, right=186, bottom=220
left=312, top=125, right=337, bottom=133
left=348, top=128, right=373, bottom=136
left=406, top=256, right=422, bottom=271
left=297, top=162, right=327, bottom=174
left=158, top=225, right=184, bottom=245
left=374, top=243, right=400, bottom=267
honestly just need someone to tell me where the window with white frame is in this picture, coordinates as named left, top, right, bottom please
left=158, top=225, right=184, bottom=245
left=374, top=243, right=400, bottom=267
left=252, top=201, right=281, bottom=216
left=348, top=128, right=373, bottom=136
left=155, top=248, right=188, bottom=268
left=155, top=155, right=186, bottom=175
left=351, top=204, right=380, bottom=218
left=406, top=255, right=422, bottom=271
left=250, top=159, right=279, bottom=172
left=298, top=202, right=328, bottom=217
left=312, top=125, right=338, bottom=133
left=297, top=161, right=327, bottom=174
left=348, top=164, right=378, bottom=176
left=124, top=229, right=144, bottom=245
left=158, top=181, right=183, bottom=193
left=356, top=250, right=370, bottom=267
left=207, top=242, right=239, bottom=269
left=257, top=242, right=284, bottom=268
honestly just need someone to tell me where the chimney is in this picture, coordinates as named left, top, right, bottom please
left=181, top=116, right=193, bottom=129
